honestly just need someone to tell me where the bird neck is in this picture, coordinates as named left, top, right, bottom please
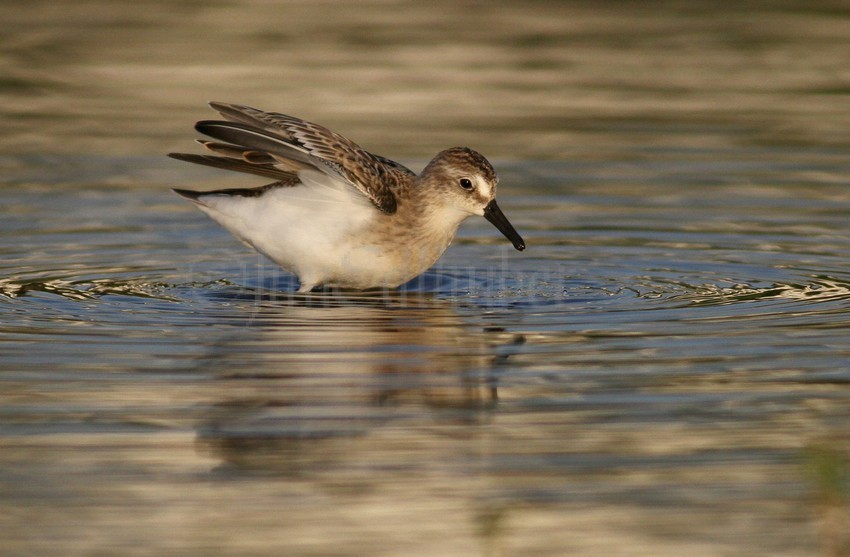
left=395, top=191, right=467, bottom=259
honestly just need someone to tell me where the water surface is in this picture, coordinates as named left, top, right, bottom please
left=2, top=2, right=850, bottom=556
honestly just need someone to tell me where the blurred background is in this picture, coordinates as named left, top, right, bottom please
left=2, top=1, right=849, bottom=556
left=3, top=0, right=849, bottom=161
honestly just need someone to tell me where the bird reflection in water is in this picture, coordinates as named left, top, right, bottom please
left=192, top=292, right=524, bottom=475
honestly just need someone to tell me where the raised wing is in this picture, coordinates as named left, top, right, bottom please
left=170, top=102, right=415, bottom=215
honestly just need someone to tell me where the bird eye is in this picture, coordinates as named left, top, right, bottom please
left=459, top=178, right=474, bottom=190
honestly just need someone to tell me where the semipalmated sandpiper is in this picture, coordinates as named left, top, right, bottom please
left=170, top=102, right=525, bottom=292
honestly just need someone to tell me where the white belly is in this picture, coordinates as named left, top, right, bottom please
left=194, top=183, right=437, bottom=290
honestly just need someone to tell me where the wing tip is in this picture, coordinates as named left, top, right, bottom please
left=172, top=187, right=204, bottom=201
left=208, top=100, right=229, bottom=112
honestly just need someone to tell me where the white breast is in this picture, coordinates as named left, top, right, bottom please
left=192, top=170, right=398, bottom=288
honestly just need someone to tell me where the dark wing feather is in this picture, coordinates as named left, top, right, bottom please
left=197, top=140, right=277, bottom=164
left=173, top=179, right=297, bottom=202
left=193, top=120, right=320, bottom=169
left=167, top=153, right=299, bottom=182
left=207, top=102, right=416, bottom=214
left=170, top=102, right=415, bottom=214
